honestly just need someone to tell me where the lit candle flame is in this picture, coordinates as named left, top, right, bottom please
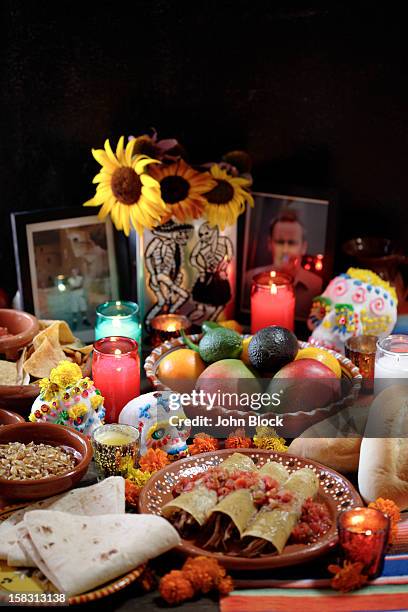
left=114, top=348, right=122, bottom=356
left=166, top=324, right=177, bottom=332
left=270, top=271, right=277, bottom=278
left=270, top=283, right=277, bottom=295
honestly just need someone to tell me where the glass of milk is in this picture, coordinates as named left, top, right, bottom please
left=374, top=334, right=408, bottom=392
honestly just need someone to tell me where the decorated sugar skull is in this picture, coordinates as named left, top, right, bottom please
left=29, top=361, right=105, bottom=437
left=119, top=391, right=191, bottom=456
left=308, top=268, right=397, bottom=352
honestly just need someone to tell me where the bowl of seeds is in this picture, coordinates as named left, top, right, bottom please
left=0, top=422, right=92, bottom=500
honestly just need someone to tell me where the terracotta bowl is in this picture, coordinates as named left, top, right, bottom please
left=145, top=335, right=362, bottom=437
left=0, top=408, right=25, bottom=426
left=0, top=309, right=39, bottom=360
left=0, top=423, right=92, bottom=501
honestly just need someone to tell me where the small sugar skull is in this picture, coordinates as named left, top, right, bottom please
left=308, top=268, right=397, bottom=352
left=118, top=391, right=191, bottom=456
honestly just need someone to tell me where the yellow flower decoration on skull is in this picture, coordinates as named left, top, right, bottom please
left=91, top=394, right=104, bottom=410
left=49, top=361, right=83, bottom=389
left=37, top=378, right=59, bottom=401
left=68, top=403, right=89, bottom=420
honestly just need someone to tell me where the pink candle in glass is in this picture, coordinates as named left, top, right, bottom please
left=92, top=336, right=140, bottom=424
left=250, top=271, right=295, bottom=333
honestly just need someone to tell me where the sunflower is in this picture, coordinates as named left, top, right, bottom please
left=203, top=164, right=254, bottom=230
left=83, top=137, right=168, bottom=235
left=149, top=159, right=215, bottom=223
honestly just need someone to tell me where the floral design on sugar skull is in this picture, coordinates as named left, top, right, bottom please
left=308, top=268, right=397, bottom=352
left=118, top=391, right=191, bottom=456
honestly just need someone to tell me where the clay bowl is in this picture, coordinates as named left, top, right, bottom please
left=145, top=335, right=362, bottom=437
left=0, top=422, right=92, bottom=501
left=0, top=309, right=39, bottom=360
left=0, top=408, right=25, bottom=426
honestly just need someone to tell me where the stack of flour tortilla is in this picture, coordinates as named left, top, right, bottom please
left=0, top=477, right=179, bottom=597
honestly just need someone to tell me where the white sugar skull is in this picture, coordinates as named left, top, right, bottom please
left=118, top=391, right=191, bottom=456
left=308, top=268, right=397, bottom=352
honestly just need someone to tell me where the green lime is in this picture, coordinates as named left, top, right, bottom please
left=198, top=328, right=243, bottom=363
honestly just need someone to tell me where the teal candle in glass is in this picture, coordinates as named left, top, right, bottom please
left=95, top=301, right=141, bottom=348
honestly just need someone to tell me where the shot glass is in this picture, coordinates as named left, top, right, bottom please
left=345, top=335, right=377, bottom=393
left=91, top=423, right=140, bottom=481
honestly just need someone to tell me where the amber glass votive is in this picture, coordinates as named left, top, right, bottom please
left=345, top=335, right=377, bottom=393
left=338, top=507, right=390, bottom=578
left=150, top=314, right=192, bottom=347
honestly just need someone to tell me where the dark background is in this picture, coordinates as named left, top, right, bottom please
left=1, top=1, right=407, bottom=301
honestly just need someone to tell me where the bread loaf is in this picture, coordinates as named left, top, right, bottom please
left=358, top=385, right=408, bottom=510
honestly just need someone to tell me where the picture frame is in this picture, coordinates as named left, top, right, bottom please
left=238, top=191, right=336, bottom=323
left=11, top=207, right=131, bottom=342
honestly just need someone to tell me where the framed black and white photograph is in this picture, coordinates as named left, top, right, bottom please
left=11, top=207, right=130, bottom=342
left=240, top=192, right=335, bottom=321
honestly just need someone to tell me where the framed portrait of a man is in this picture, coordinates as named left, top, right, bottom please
left=240, top=192, right=334, bottom=321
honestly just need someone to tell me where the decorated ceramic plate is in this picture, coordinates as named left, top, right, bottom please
left=139, top=448, right=362, bottom=570
left=0, top=503, right=145, bottom=605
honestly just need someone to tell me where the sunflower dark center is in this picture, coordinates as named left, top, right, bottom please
left=111, top=167, right=142, bottom=204
left=205, top=179, right=234, bottom=204
left=132, top=136, right=158, bottom=158
left=160, top=175, right=190, bottom=204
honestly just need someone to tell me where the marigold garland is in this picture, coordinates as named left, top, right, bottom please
left=139, top=448, right=170, bottom=472
left=328, top=561, right=368, bottom=592
left=224, top=428, right=252, bottom=449
left=159, top=556, right=233, bottom=605
left=188, top=433, right=219, bottom=455
left=368, top=497, right=401, bottom=544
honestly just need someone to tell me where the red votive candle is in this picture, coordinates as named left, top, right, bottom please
left=250, top=271, right=295, bottom=333
left=92, top=336, right=140, bottom=423
left=337, top=507, right=390, bottom=578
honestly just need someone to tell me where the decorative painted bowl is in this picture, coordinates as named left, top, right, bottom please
left=144, top=335, right=362, bottom=437
left=0, top=309, right=39, bottom=360
left=0, top=408, right=25, bottom=426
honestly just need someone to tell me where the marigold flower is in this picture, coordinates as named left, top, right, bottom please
left=139, top=448, right=170, bottom=473
left=225, top=428, right=252, bottom=449
left=218, top=575, right=234, bottom=595
left=182, top=556, right=226, bottom=593
left=369, top=497, right=401, bottom=544
left=159, top=570, right=195, bottom=605
left=124, top=479, right=141, bottom=507
left=189, top=433, right=219, bottom=455
left=49, top=361, right=83, bottom=389
left=253, top=426, right=288, bottom=452
left=328, top=560, right=368, bottom=592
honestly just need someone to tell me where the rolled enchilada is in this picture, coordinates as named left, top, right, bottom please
left=241, top=467, right=319, bottom=555
left=161, top=453, right=256, bottom=532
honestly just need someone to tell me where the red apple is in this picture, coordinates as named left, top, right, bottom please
left=267, top=358, right=341, bottom=413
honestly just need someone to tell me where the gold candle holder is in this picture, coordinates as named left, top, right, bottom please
left=345, top=335, right=377, bottom=393
left=91, top=423, right=139, bottom=481
left=149, top=314, right=192, bottom=347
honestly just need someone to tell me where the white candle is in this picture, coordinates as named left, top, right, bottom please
left=374, top=334, right=408, bottom=392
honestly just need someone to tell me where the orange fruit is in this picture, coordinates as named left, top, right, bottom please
left=217, top=320, right=244, bottom=334
left=240, top=336, right=253, bottom=365
left=295, top=347, right=342, bottom=378
left=157, top=348, right=206, bottom=393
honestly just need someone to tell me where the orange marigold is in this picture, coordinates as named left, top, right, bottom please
left=218, top=575, right=234, bottom=595
left=182, top=556, right=226, bottom=593
left=369, top=497, right=401, bottom=544
left=189, top=433, right=219, bottom=455
left=125, top=479, right=141, bottom=507
left=328, top=561, right=368, bottom=592
left=139, top=448, right=170, bottom=473
left=225, top=428, right=252, bottom=449
left=159, top=569, right=195, bottom=605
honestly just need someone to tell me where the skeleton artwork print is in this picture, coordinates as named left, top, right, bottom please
left=188, top=222, right=234, bottom=322
left=143, top=219, right=235, bottom=326
left=144, top=220, right=194, bottom=325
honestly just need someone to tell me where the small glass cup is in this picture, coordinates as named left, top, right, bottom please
left=91, top=423, right=140, bottom=481
left=345, top=335, right=377, bottom=393
left=337, top=507, right=390, bottom=578
left=250, top=270, right=295, bottom=333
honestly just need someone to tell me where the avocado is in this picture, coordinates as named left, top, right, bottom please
left=198, top=328, right=243, bottom=363
left=248, top=326, right=298, bottom=373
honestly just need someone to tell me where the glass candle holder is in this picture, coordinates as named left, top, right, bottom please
left=91, top=423, right=139, bottom=481
left=338, top=507, right=390, bottom=578
left=345, top=335, right=377, bottom=393
left=250, top=270, right=295, bottom=334
left=95, top=301, right=141, bottom=347
left=375, top=334, right=408, bottom=378
left=92, top=336, right=140, bottom=423
left=149, top=314, right=192, bottom=347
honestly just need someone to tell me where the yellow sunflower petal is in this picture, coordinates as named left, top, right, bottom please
left=98, top=199, right=113, bottom=220
left=116, top=136, right=125, bottom=164
left=92, top=148, right=117, bottom=172
left=92, top=171, right=112, bottom=184
left=140, top=173, right=160, bottom=188
left=83, top=197, right=99, bottom=207
left=134, top=156, right=160, bottom=174
left=104, top=139, right=120, bottom=167
left=125, top=140, right=135, bottom=167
